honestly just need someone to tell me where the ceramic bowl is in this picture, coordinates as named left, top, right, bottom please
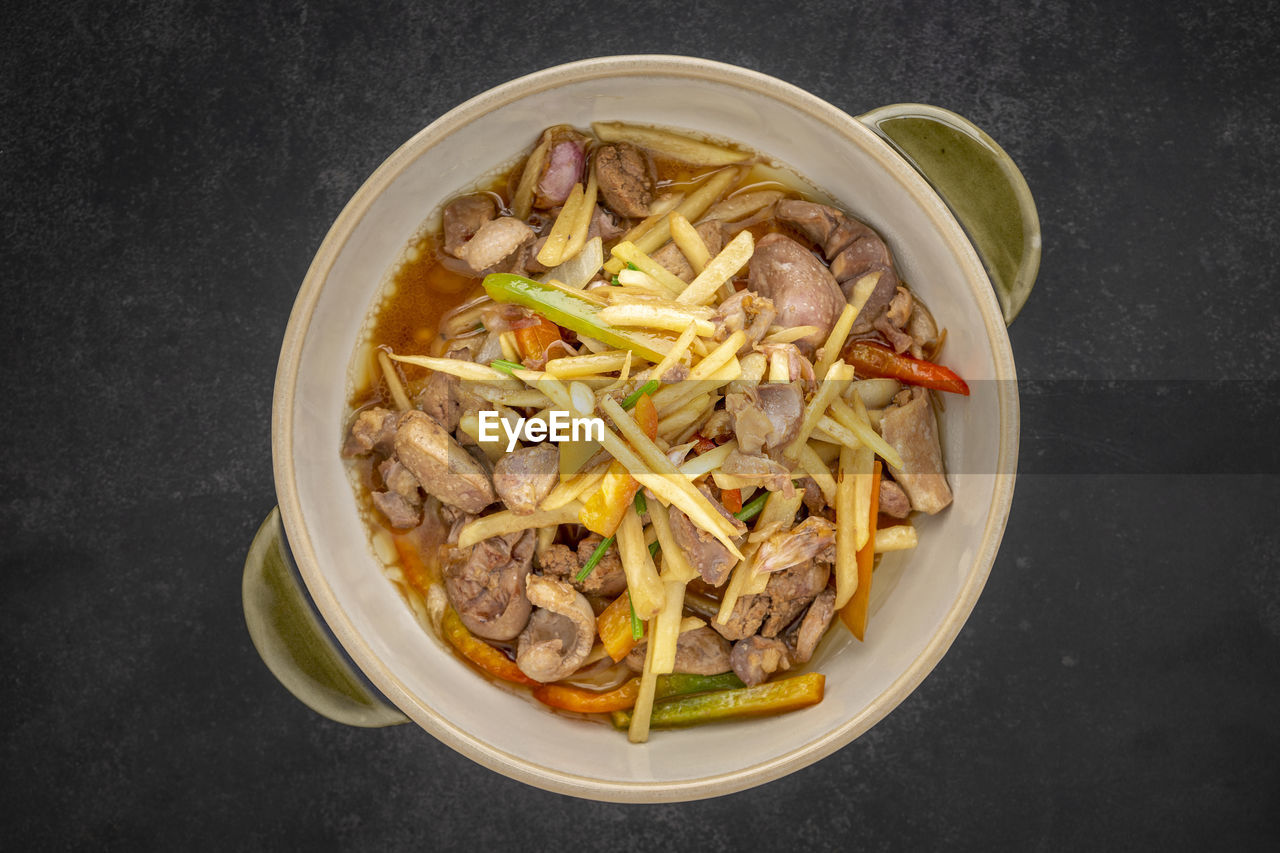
left=245, top=55, right=1036, bottom=802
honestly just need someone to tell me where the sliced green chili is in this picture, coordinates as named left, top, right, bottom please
left=734, top=492, right=770, bottom=522
left=629, top=594, right=642, bottom=640
left=489, top=358, right=523, bottom=375
left=575, top=535, right=613, bottom=583
left=483, top=273, right=673, bottom=362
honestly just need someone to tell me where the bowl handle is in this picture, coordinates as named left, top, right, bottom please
left=242, top=507, right=408, bottom=727
left=858, top=104, right=1041, bottom=324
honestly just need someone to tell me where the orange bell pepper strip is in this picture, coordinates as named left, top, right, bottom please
left=598, top=590, right=645, bottom=662
left=512, top=316, right=564, bottom=364
left=533, top=672, right=748, bottom=714
left=533, top=678, right=641, bottom=713
left=392, top=533, right=440, bottom=596
left=579, top=462, right=643, bottom=537
left=440, top=605, right=539, bottom=686
left=632, top=391, right=658, bottom=439
left=840, top=462, right=881, bottom=641
left=578, top=392, right=659, bottom=537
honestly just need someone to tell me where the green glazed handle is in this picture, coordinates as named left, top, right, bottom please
left=242, top=507, right=408, bottom=727
left=858, top=104, right=1041, bottom=324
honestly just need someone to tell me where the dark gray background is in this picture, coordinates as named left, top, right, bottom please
left=4, top=0, right=1277, bottom=848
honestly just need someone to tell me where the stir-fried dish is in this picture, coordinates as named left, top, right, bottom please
left=343, top=123, right=967, bottom=741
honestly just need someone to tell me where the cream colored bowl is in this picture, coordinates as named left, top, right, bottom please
left=251, top=55, right=1034, bottom=802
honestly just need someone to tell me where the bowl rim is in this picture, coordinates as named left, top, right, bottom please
left=272, top=54, right=1019, bottom=802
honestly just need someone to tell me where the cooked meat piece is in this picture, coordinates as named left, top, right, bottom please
left=668, top=485, right=747, bottom=587
left=594, top=142, right=656, bottom=218
left=754, top=516, right=836, bottom=576
left=775, top=199, right=901, bottom=333
left=669, top=505, right=735, bottom=587
left=791, top=587, right=836, bottom=664
left=417, top=371, right=458, bottom=433
left=343, top=406, right=400, bottom=457
left=370, top=490, right=421, bottom=529
left=442, top=529, right=535, bottom=641
left=536, top=543, right=579, bottom=578
left=394, top=410, right=495, bottom=514
left=710, top=593, right=768, bottom=641
left=453, top=217, right=535, bottom=274
left=885, top=286, right=913, bottom=327
left=650, top=362, right=688, bottom=384
left=379, top=458, right=421, bottom=502
left=439, top=502, right=472, bottom=539
left=830, top=237, right=893, bottom=284
left=492, top=443, right=559, bottom=515
left=700, top=409, right=733, bottom=442
left=651, top=220, right=728, bottom=282
left=518, top=239, right=548, bottom=276
left=725, top=394, right=772, bottom=455
left=730, top=635, right=791, bottom=686
left=747, top=233, right=846, bottom=352
left=799, top=477, right=829, bottom=517
left=875, top=312, right=916, bottom=354
left=905, top=298, right=939, bottom=360
left=756, top=342, right=816, bottom=387
left=869, top=284, right=917, bottom=353
left=573, top=534, right=628, bottom=597
left=713, top=290, right=776, bottom=354
left=879, top=387, right=952, bottom=514
left=588, top=205, right=625, bottom=242
left=624, top=626, right=733, bottom=675
left=720, top=448, right=795, bottom=495
left=775, top=199, right=857, bottom=256
left=534, top=130, right=588, bottom=208
left=442, top=194, right=496, bottom=257
left=878, top=478, right=912, bottom=518
left=416, top=347, right=473, bottom=434
left=725, top=382, right=803, bottom=455
left=540, top=535, right=627, bottom=598
left=777, top=198, right=891, bottom=276
left=761, top=559, right=831, bottom=637
left=516, top=574, right=596, bottom=682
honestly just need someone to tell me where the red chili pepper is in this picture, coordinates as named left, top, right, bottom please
left=842, top=341, right=970, bottom=396
left=533, top=678, right=640, bottom=713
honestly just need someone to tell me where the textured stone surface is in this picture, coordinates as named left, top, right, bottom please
left=2, top=0, right=1278, bottom=847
